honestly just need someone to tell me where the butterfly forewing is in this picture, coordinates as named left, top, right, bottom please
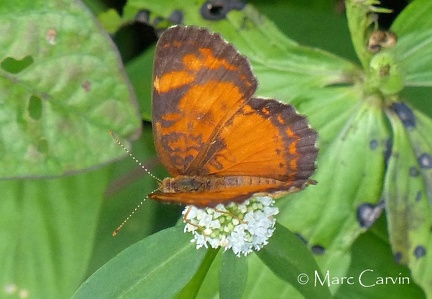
left=152, top=26, right=257, bottom=176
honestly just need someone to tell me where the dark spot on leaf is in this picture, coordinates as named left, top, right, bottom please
left=135, top=9, right=183, bottom=28
left=168, top=9, right=184, bottom=24
left=295, top=233, right=308, bottom=244
left=356, top=201, right=384, bottom=229
left=418, top=153, right=432, bottom=169
left=409, top=166, right=420, bottom=177
left=81, top=80, right=91, bottom=92
left=384, top=138, right=392, bottom=168
left=135, top=10, right=150, bottom=23
left=414, top=245, right=426, bottom=259
left=370, top=139, right=378, bottom=150
left=415, top=191, right=422, bottom=202
left=28, top=95, right=42, bottom=120
left=46, top=29, right=57, bottom=45
left=278, top=162, right=284, bottom=168
left=394, top=252, right=402, bottom=263
left=1, top=56, right=34, bottom=74
left=392, top=102, right=416, bottom=129
left=200, top=0, right=246, bottom=20
left=311, top=245, right=325, bottom=255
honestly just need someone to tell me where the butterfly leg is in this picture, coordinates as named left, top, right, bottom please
left=183, top=206, right=209, bottom=239
left=214, top=208, right=247, bottom=224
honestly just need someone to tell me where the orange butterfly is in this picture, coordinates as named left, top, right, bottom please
left=149, top=26, right=318, bottom=207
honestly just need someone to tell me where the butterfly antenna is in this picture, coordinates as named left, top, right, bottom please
left=112, top=187, right=160, bottom=236
left=112, top=200, right=141, bottom=236
left=109, top=130, right=162, bottom=183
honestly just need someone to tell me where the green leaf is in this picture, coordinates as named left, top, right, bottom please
left=98, top=9, right=124, bottom=34
left=243, top=253, right=303, bottom=298
left=384, top=102, right=432, bottom=296
left=73, top=226, right=207, bottom=299
left=252, top=2, right=356, bottom=61
left=0, top=0, right=141, bottom=178
left=0, top=166, right=109, bottom=298
left=392, top=28, right=432, bottom=87
left=219, top=251, right=248, bottom=299
left=390, top=0, right=432, bottom=36
left=389, top=0, right=432, bottom=87
left=336, top=215, right=425, bottom=298
left=256, top=223, right=332, bottom=299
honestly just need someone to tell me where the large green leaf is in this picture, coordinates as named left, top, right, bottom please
left=0, top=0, right=141, bottom=178
left=384, top=102, right=432, bottom=296
left=73, top=226, right=207, bottom=299
left=0, top=166, right=110, bottom=298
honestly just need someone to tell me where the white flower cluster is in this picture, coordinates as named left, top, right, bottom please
left=183, top=196, right=279, bottom=256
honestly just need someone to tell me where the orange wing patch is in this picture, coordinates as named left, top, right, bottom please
left=154, top=71, right=194, bottom=93
left=183, top=48, right=238, bottom=71
left=150, top=26, right=318, bottom=207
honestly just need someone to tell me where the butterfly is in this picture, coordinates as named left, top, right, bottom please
left=149, top=26, right=318, bottom=207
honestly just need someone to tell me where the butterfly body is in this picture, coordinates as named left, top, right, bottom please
left=153, top=175, right=316, bottom=207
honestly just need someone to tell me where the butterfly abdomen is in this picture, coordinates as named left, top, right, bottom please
left=159, top=175, right=306, bottom=193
